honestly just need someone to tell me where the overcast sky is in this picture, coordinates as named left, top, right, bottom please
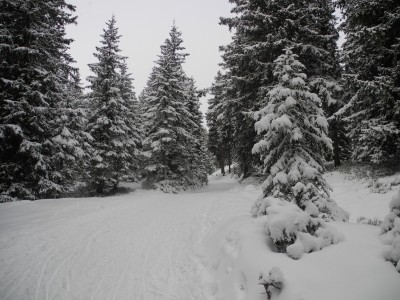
left=66, top=0, right=234, bottom=116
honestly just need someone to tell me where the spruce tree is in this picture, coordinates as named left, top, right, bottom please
left=51, top=70, right=94, bottom=193
left=184, top=77, right=208, bottom=186
left=252, top=49, right=347, bottom=221
left=207, top=71, right=233, bottom=175
left=86, top=15, right=141, bottom=194
left=0, top=0, right=82, bottom=201
left=141, top=24, right=205, bottom=192
left=118, top=58, right=143, bottom=181
left=338, top=0, right=400, bottom=163
left=219, top=0, right=347, bottom=174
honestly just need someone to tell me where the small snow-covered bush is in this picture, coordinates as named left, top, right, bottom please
left=257, top=197, right=344, bottom=259
left=381, top=189, right=400, bottom=271
left=357, top=216, right=382, bottom=226
left=259, top=267, right=284, bottom=300
left=368, top=178, right=392, bottom=194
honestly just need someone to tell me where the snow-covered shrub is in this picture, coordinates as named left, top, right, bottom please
left=381, top=189, right=400, bottom=271
left=259, top=267, right=284, bottom=300
left=368, top=178, right=392, bottom=194
left=257, top=197, right=344, bottom=259
left=357, top=216, right=382, bottom=226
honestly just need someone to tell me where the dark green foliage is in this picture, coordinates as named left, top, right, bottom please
left=207, top=71, right=234, bottom=175
left=86, top=15, right=142, bottom=194
left=218, top=0, right=347, bottom=176
left=338, top=0, right=400, bottom=163
left=141, top=24, right=207, bottom=192
left=0, top=0, right=83, bottom=201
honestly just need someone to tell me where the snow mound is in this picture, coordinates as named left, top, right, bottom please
left=381, top=189, right=400, bottom=271
left=259, top=266, right=284, bottom=299
left=198, top=218, right=400, bottom=300
left=259, top=197, right=344, bottom=259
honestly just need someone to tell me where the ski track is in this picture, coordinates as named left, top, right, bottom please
left=0, top=177, right=250, bottom=300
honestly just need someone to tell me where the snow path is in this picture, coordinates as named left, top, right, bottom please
left=0, top=177, right=244, bottom=300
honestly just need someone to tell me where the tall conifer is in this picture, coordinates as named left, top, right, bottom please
left=0, top=0, right=81, bottom=201
left=86, top=15, right=141, bottom=193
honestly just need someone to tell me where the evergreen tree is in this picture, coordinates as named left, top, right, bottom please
left=184, top=77, right=209, bottom=185
left=252, top=49, right=347, bottom=221
left=51, top=70, right=93, bottom=193
left=118, top=58, right=143, bottom=181
left=141, top=24, right=206, bottom=192
left=0, top=0, right=81, bottom=201
left=219, top=0, right=347, bottom=174
left=338, top=0, right=400, bottom=163
left=207, top=71, right=233, bottom=175
left=86, top=15, right=141, bottom=194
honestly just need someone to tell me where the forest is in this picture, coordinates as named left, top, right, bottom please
left=0, top=0, right=400, bottom=299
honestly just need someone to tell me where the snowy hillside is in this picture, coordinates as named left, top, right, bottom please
left=0, top=172, right=399, bottom=300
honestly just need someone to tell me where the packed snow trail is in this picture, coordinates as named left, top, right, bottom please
left=0, top=176, right=252, bottom=300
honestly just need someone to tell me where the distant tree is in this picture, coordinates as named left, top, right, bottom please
left=0, top=0, right=83, bottom=201
left=141, top=24, right=207, bottom=192
left=337, top=0, right=400, bottom=163
left=51, top=70, right=94, bottom=193
left=184, top=77, right=209, bottom=185
left=207, top=71, right=233, bottom=175
left=117, top=58, right=143, bottom=181
left=86, top=15, right=142, bottom=194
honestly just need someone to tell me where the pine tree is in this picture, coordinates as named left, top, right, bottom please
left=51, top=70, right=94, bottom=194
left=338, top=0, right=400, bottom=163
left=141, top=24, right=205, bottom=192
left=252, top=49, right=347, bottom=221
left=86, top=15, right=141, bottom=194
left=207, top=71, right=233, bottom=175
left=218, top=0, right=347, bottom=174
left=184, top=77, right=208, bottom=186
left=118, top=58, right=143, bottom=182
left=0, top=0, right=81, bottom=201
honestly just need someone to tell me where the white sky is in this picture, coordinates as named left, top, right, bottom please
left=66, top=0, right=234, bottom=117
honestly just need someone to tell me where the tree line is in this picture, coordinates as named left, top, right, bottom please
left=0, top=1, right=210, bottom=202
left=207, top=0, right=400, bottom=177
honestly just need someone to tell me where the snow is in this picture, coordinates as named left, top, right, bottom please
left=196, top=172, right=400, bottom=300
left=327, top=171, right=398, bottom=222
left=1, top=173, right=400, bottom=299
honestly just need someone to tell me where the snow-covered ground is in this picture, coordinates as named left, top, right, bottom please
left=0, top=172, right=399, bottom=300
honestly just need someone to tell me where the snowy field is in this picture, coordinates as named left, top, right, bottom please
left=1, top=172, right=400, bottom=300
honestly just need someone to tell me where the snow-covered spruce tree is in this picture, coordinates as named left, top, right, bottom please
left=0, top=0, right=86, bottom=201
left=337, top=0, right=400, bottom=163
left=207, top=71, right=234, bottom=175
left=252, top=49, right=348, bottom=258
left=381, top=189, right=400, bottom=272
left=51, top=69, right=94, bottom=194
left=117, top=58, right=143, bottom=182
left=219, top=0, right=348, bottom=173
left=141, top=24, right=205, bottom=192
left=86, top=15, right=142, bottom=194
left=184, top=77, right=208, bottom=186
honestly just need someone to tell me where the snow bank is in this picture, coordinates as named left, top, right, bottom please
left=198, top=218, right=400, bottom=300
left=381, top=189, right=400, bottom=271
left=327, top=171, right=398, bottom=222
left=254, top=197, right=344, bottom=259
